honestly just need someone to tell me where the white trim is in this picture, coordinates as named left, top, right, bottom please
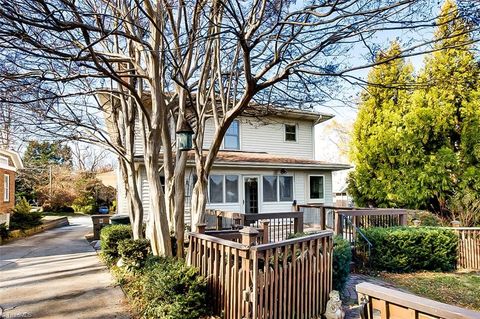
left=0, top=150, right=23, bottom=169
left=0, top=162, right=17, bottom=172
left=4, top=174, right=10, bottom=202
left=307, top=174, right=325, bottom=203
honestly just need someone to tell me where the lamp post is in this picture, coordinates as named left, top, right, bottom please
left=176, top=121, right=194, bottom=151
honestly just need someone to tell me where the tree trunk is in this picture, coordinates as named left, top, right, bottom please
left=119, top=160, right=144, bottom=239
left=190, top=169, right=208, bottom=232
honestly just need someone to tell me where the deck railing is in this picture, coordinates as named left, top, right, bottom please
left=187, top=228, right=333, bottom=319
left=205, top=209, right=304, bottom=242
left=357, top=282, right=480, bottom=319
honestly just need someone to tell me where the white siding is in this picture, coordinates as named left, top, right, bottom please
left=203, top=116, right=315, bottom=159
left=140, top=166, right=150, bottom=220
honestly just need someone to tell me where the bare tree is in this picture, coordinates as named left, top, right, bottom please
left=0, top=0, right=478, bottom=256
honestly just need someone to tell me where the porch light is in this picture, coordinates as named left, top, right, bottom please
left=176, top=121, right=194, bottom=151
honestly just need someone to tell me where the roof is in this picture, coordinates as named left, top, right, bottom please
left=0, top=149, right=23, bottom=171
left=136, top=150, right=352, bottom=171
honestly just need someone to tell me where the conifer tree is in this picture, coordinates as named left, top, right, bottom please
left=349, top=0, right=480, bottom=215
left=348, top=42, right=414, bottom=207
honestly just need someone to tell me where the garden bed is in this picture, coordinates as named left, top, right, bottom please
left=379, top=271, right=480, bottom=311
left=1, top=216, right=69, bottom=244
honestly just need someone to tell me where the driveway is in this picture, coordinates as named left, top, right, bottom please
left=0, top=216, right=131, bottom=319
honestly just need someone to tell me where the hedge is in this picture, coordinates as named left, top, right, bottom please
left=100, top=224, right=132, bottom=264
left=358, top=227, right=458, bottom=272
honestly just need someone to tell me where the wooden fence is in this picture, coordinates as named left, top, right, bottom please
left=357, top=282, right=480, bottom=319
left=187, top=227, right=333, bottom=319
left=454, top=227, right=480, bottom=270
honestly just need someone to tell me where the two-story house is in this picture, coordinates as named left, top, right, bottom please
left=111, top=104, right=350, bottom=221
left=0, top=149, right=24, bottom=227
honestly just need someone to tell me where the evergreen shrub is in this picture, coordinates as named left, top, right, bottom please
left=9, top=198, right=43, bottom=230
left=100, top=224, right=132, bottom=263
left=118, top=238, right=150, bottom=270
left=358, top=227, right=458, bottom=272
left=126, top=257, right=209, bottom=319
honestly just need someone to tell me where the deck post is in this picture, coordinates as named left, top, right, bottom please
left=239, top=227, right=258, bottom=318
left=197, top=223, right=207, bottom=234
left=294, top=211, right=304, bottom=234
left=334, top=210, right=343, bottom=236
left=216, top=214, right=223, bottom=230
left=260, top=220, right=270, bottom=244
left=399, top=212, right=408, bottom=226
left=320, top=206, right=326, bottom=230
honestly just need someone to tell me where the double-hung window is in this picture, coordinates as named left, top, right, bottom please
left=285, top=124, right=297, bottom=142
left=224, top=120, right=240, bottom=150
left=4, top=174, right=9, bottom=202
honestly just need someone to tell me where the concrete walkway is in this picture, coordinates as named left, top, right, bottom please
left=0, top=216, right=130, bottom=319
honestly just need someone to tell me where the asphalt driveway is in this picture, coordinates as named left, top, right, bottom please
left=0, top=216, right=130, bottom=319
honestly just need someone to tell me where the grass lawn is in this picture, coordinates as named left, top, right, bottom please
left=380, top=271, right=480, bottom=311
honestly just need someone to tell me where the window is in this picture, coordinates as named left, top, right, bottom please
left=224, top=120, right=240, bottom=150
left=209, top=175, right=223, bottom=203
left=285, top=124, right=296, bottom=141
left=4, top=174, right=9, bottom=202
left=279, top=176, right=293, bottom=201
left=309, top=175, right=324, bottom=200
left=263, top=176, right=278, bottom=202
left=208, top=174, right=239, bottom=204
left=225, top=175, right=239, bottom=203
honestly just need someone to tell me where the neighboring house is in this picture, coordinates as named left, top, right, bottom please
left=96, top=170, right=117, bottom=189
left=0, top=149, right=24, bottom=227
left=102, top=98, right=350, bottom=222
left=333, top=182, right=353, bottom=207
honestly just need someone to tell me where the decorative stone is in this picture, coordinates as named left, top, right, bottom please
left=324, top=290, right=345, bottom=319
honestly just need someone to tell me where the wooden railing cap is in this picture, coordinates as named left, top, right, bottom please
left=239, top=226, right=259, bottom=235
left=356, top=282, right=480, bottom=319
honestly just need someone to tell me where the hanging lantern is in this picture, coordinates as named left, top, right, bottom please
left=176, top=121, right=194, bottom=151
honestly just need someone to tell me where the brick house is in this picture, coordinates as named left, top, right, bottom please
left=0, top=149, right=24, bottom=227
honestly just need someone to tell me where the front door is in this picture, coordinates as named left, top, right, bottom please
left=243, top=176, right=259, bottom=214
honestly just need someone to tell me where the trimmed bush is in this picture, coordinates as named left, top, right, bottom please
left=118, top=238, right=150, bottom=270
left=9, top=198, right=43, bottom=230
left=358, top=227, right=458, bottom=272
left=287, top=232, right=351, bottom=292
left=332, top=236, right=352, bottom=292
left=100, top=224, right=132, bottom=263
left=0, top=223, right=9, bottom=239
left=125, top=257, right=209, bottom=319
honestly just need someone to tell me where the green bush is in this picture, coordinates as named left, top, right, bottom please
left=0, top=223, right=9, bottom=239
left=127, top=257, right=209, bottom=319
left=333, top=236, right=352, bottom=292
left=358, top=227, right=458, bottom=272
left=100, top=224, right=132, bottom=264
left=287, top=232, right=351, bottom=292
left=118, top=238, right=150, bottom=270
left=9, top=198, right=43, bottom=230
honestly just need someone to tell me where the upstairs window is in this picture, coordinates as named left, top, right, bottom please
left=4, top=174, right=9, bottom=202
left=285, top=124, right=297, bottom=141
left=224, top=120, right=240, bottom=150
left=309, top=175, right=324, bottom=200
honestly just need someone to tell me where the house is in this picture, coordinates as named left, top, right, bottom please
left=0, top=149, right=24, bottom=227
left=333, top=182, right=353, bottom=207
left=104, top=100, right=351, bottom=222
